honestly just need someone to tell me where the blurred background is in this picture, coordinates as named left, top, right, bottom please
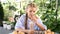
left=0, top=0, right=60, bottom=34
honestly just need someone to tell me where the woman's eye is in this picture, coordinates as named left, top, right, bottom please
left=30, top=11, right=32, bottom=12
left=29, top=11, right=35, bottom=13
left=33, top=11, right=35, bottom=12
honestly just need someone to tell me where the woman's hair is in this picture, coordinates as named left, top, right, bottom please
left=26, top=2, right=37, bottom=10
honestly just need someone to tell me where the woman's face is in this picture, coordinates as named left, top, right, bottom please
left=26, top=6, right=37, bottom=16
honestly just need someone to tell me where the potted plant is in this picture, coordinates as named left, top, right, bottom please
left=3, top=21, right=12, bottom=30
left=3, top=21, right=7, bottom=29
left=6, top=21, right=12, bottom=30
left=6, top=16, right=15, bottom=30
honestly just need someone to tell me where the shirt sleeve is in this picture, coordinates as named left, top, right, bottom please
left=37, top=18, right=47, bottom=30
left=15, top=14, right=25, bottom=29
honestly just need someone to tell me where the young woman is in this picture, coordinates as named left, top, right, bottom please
left=14, top=2, right=47, bottom=34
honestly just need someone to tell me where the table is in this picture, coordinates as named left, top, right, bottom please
left=0, top=27, right=59, bottom=34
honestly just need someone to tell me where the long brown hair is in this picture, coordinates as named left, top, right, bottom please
left=25, top=13, right=28, bottom=29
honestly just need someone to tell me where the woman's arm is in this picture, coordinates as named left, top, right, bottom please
left=35, top=21, right=46, bottom=31
left=29, top=15, right=47, bottom=31
left=15, top=28, right=35, bottom=34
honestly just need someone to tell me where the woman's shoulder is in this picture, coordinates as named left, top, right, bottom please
left=20, top=14, right=26, bottom=18
left=17, top=14, right=26, bottom=20
left=17, top=14, right=26, bottom=21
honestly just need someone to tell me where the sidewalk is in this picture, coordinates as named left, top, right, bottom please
left=0, top=27, right=13, bottom=34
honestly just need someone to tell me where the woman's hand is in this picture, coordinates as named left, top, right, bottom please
left=28, top=15, right=38, bottom=23
left=29, top=30, right=34, bottom=34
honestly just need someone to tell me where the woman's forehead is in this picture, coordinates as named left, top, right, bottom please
left=29, top=7, right=37, bottom=11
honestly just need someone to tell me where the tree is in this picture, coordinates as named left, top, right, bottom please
left=0, top=2, right=4, bottom=26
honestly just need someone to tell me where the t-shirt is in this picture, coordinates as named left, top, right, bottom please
left=15, top=14, right=47, bottom=30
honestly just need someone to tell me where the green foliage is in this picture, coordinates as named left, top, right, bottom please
left=34, top=0, right=60, bottom=32
left=9, top=5, right=17, bottom=11
left=0, top=2, right=4, bottom=20
left=20, top=9, right=25, bottom=15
